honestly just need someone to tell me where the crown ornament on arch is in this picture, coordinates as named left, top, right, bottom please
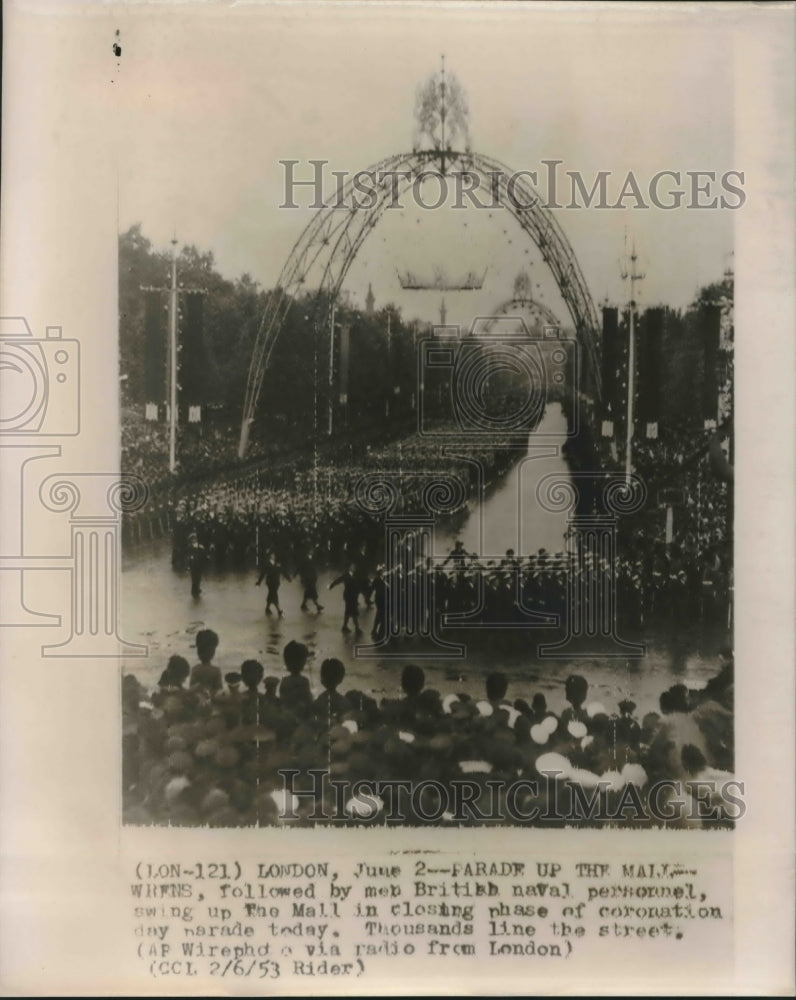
left=413, top=56, right=471, bottom=162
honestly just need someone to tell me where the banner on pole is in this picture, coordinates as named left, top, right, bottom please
left=180, top=292, right=207, bottom=407
left=144, top=290, right=165, bottom=404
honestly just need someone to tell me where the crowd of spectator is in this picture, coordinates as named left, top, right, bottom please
left=122, top=633, right=734, bottom=828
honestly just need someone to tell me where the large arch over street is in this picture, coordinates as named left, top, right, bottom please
left=238, top=150, right=602, bottom=457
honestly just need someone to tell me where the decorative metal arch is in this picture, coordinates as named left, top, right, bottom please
left=483, top=295, right=563, bottom=332
left=239, top=150, right=601, bottom=457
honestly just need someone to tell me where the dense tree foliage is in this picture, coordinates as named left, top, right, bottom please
left=119, top=226, right=422, bottom=443
left=119, top=225, right=732, bottom=447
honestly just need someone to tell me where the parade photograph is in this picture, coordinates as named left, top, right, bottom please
left=117, top=12, right=736, bottom=829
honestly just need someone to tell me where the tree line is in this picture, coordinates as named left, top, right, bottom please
left=119, top=224, right=732, bottom=442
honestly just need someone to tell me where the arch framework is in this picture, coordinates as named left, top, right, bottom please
left=239, top=150, right=601, bottom=457
left=483, top=296, right=564, bottom=332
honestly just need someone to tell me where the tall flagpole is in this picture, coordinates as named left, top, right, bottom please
left=328, top=302, right=335, bottom=436
left=142, top=235, right=205, bottom=474
left=168, top=235, right=179, bottom=474
left=385, top=308, right=392, bottom=419
left=621, top=241, right=644, bottom=486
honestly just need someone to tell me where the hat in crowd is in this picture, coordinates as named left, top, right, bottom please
left=167, top=750, right=194, bottom=774
left=215, top=745, right=239, bottom=768
left=269, top=788, right=299, bottom=819
left=450, top=699, right=478, bottom=722
left=568, top=767, right=602, bottom=789
left=195, top=738, right=219, bottom=758
left=201, top=788, right=229, bottom=815
left=541, top=715, right=559, bottom=735
left=427, top=733, right=454, bottom=754
left=442, top=693, right=460, bottom=714
left=501, top=705, right=522, bottom=730
left=530, top=723, right=549, bottom=746
left=458, top=759, right=493, bottom=775
left=600, top=770, right=625, bottom=793
left=621, top=762, right=648, bottom=788
left=535, top=751, right=571, bottom=779
left=345, top=794, right=384, bottom=820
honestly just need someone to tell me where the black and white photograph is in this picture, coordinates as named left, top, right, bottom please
left=0, top=1, right=793, bottom=995
left=118, top=11, right=737, bottom=831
